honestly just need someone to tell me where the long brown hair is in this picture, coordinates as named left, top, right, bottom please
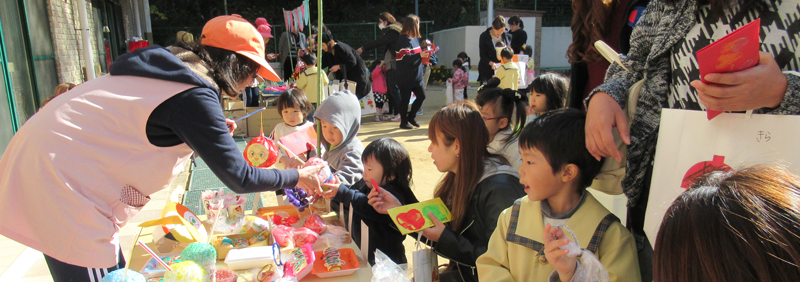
left=401, top=15, right=420, bottom=38
left=567, top=0, right=613, bottom=64
left=428, top=101, right=490, bottom=231
left=378, top=12, right=397, bottom=25
left=654, top=165, right=800, bottom=281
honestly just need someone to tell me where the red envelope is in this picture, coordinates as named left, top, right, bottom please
left=696, top=18, right=761, bottom=120
left=278, top=126, right=318, bottom=157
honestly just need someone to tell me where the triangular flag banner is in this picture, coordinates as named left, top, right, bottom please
left=298, top=5, right=306, bottom=31
left=295, top=9, right=302, bottom=32
left=304, top=0, right=310, bottom=25
left=283, top=9, right=291, bottom=31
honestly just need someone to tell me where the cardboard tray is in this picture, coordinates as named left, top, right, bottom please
left=211, top=230, right=270, bottom=260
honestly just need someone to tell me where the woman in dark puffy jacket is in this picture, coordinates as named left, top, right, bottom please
left=394, top=14, right=427, bottom=130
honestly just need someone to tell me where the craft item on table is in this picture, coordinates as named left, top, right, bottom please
left=145, top=278, right=164, bottom=282
left=388, top=198, right=452, bottom=235
left=244, top=132, right=279, bottom=167
left=137, top=241, right=175, bottom=278
left=200, top=190, right=225, bottom=222
left=244, top=216, right=271, bottom=233
left=292, top=227, right=319, bottom=246
left=283, top=187, right=310, bottom=212
left=102, top=269, right=146, bottom=282
left=272, top=225, right=295, bottom=247
left=150, top=202, right=207, bottom=243
left=164, top=261, right=208, bottom=282
left=255, top=264, right=279, bottom=282
left=283, top=244, right=315, bottom=280
left=180, top=242, right=217, bottom=266
left=249, top=233, right=269, bottom=245
left=271, top=211, right=299, bottom=226
left=224, top=194, right=246, bottom=221
left=292, top=61, right=306, bottom=81
left=214, top=269, right=238, bottom=282
left=303, top=214, right=327, bottom=234
left=304, top=157, right=335, bottom=185
left=696, top=18, right=761, bottom=120
left=216, top=237, right=234, bottom=247
left=234, top=238, right=250, bottom=248
left=322, top=247, right=345, bottom=271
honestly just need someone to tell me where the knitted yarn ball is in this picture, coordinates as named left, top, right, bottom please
left=164, top=261, right=208, bottom=282
left=101, top=269, right=146, bottom=282
left=180, top=242, right=217, bottom=265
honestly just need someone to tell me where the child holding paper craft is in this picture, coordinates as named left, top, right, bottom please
left=475, top=108, right=640, bottom=282
left=313, top=90, right=364, bottom=186
left=476, top=81, right=528, bottom=170
left=368, top=101, right=524, bottom=282
left=272, top=89, right=317, bottom=169
left=494, top=47, right=520, bottom=90
left=295, top=52, right=329, bottom=119
left=321, top=137, right=419, bottom=265
left=654, top=165, right=800, bottom=282
left=527, top=73, right=568, bottom=122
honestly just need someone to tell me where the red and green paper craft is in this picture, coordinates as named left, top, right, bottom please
left=388, top=198, right=452, bottom=235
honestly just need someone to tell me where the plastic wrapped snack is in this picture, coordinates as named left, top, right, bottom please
left=324, top=225, right=351, bottom=244
left=292, top=227, right=319, bottom=246
left=322, top=247, right=345, bottom=271
left=283, top=244, right=315, bottom=280
left=272, top=225, right=294, bottom=247
left=303, top=214, right=327, bottom=234
left=313, top=233, right=344, bottom=250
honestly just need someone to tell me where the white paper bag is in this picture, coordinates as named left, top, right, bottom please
left=514, top=55, right=529, bottom=88
left=644, top=109, right=800, bottom=246
left=360, top=92, right=377, bottom=115
left=445, top=82, right=454, bottom=105
left=412, top=233, right=439, bottom=282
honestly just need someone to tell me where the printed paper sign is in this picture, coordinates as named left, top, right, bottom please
left=388, top=198, right=452, bottom=235
left=278, top=124, right=318, bottom=156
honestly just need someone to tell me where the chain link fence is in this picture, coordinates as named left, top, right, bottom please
left=152, top=21, right=434, bottom=63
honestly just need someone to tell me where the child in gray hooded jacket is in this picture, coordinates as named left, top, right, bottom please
left=313, top=90, right=364, bottom=186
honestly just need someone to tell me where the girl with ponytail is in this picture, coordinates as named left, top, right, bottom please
left=476, top=78, right=529, bottom=170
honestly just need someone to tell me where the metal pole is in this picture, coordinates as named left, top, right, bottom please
left=415, top=0, right=419, bottom=16
left=132, top=0, right=142, bottom=37
left=224, top=0, right=228, bottom=15
left=77, top=0, right=96, bottom=80
left=487, top=0, right=493, bottom=28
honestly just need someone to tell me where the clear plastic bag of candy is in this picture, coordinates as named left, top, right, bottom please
left=272, top=225, right=295, bottom=247
left=323, top=225, right=351, bottom=244
left=371, top=249, right=411, bottom=282
left=303, top=214, right=327, bottom=234
left=292, top=227, right=319, bottom=246
left=313, top=233, right=344, bottom=250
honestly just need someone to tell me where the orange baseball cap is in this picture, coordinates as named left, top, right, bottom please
left=201, top=15, right=280, bottom=81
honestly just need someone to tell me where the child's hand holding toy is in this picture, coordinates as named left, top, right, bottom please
left=543, top=223, right=578, bottom=282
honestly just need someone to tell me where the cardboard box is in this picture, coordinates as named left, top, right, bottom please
left=223, top=110, right=248, bottom=137
left=223, top=99, right=245, bottom=111
left=246, top=106, right=283, bottom=137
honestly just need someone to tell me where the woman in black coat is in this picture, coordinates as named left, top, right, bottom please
left=320, top=32, right=371, bottom=99
left=478, top=16, right=511, bottom=85
left=358, top=12, right=403, bottom=120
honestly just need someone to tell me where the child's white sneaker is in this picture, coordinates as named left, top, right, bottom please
left=390, top=115, right=401, bottom=122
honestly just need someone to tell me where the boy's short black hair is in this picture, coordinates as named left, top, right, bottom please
left=277, top=88, right=313, bottom=116
left=500, top=47, right=514, bottom=60
left=301, top=53, right=317, bottom=66
left=452, top=59, right=463, bottom=69
left=519, top=108, right=602, bottom=190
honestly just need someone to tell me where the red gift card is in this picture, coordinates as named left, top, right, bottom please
left=696, top=18, right=761, bottom=120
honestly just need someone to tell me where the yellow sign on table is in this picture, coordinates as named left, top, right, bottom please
left=388, top=198, right=452, bottom=235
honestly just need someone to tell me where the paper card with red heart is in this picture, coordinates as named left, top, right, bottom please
left=278, top=123, right=318, bottom=157
left=387, top=198, right=452, bottom=235
left=696, top=18, right=761, bottom=120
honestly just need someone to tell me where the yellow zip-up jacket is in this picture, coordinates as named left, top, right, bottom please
left=476, top=193, right=641, bottom=282
left=296, top=66, right=329, bottom=104
left=494, top=62, right=520, bottom=90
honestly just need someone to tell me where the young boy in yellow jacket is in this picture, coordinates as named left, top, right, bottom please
left=493, top=47, right=520, bottom=90
left=476, top=108, right=640, bottom=282
left=296, top=52, right=329, bottom=118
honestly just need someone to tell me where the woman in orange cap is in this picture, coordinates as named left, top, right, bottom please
left=0, top=15, right=324, bottom=282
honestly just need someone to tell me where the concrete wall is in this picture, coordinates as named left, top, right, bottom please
left=539, top=27, right=572, bottom=69
left=430, top=26, right=485, bottom=73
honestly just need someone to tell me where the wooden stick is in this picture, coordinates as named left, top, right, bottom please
left=122, top=227, right=143, bottom=281
left=275, top=140, right=306, bottom=166
left=206, top=189, right=225, bottom=244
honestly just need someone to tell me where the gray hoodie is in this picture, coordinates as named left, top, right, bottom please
left=479, top=158, right=520, bottom=183
left=313, top=90, right=364, bottom=186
